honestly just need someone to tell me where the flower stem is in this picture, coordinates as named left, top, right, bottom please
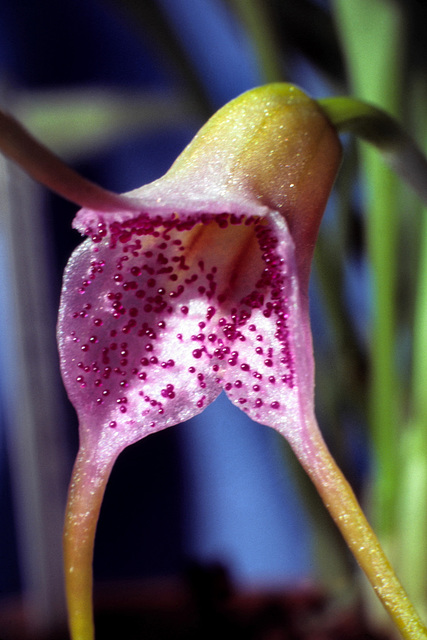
left=318, top=97, right=427, bottom=208
left=63, top=444, right=117, bottom=640
left=290, top=418, right=427, bottom=640
left=0, top=108, right=138, bottom=211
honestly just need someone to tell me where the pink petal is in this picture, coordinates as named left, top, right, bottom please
left=219, top=211, right=314, bottom=435
left=58, top=207, right=313, bottom=455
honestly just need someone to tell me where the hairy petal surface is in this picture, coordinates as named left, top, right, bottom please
left=58, top=207, right=313, bottom=457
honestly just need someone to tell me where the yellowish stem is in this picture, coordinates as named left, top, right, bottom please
left=291, top=418, right=427, bottom=640
left=63, top=446, right=116, bottom=640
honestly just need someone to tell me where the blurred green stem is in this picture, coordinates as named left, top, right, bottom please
left=332, top=0, right=427, bottom=625
left=397, top=78, right=427, bottom=619
left=333, top=0, right=403, bottom=548
left=229, top=0, right=283, bottom=82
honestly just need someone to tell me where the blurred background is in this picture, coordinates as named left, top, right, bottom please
left=1, top=1, right=427, bottom=638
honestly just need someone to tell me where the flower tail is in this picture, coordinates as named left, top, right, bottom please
left=290, top=417, right=427, bottom=640
left=0, top=108, right=139, bottom=212
left=63, top=444, right=117, bottom=640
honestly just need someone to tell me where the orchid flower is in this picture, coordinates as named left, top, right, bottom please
left=1, top=83, right=426, bottom=640
left=58, top=83, right=342, bottom=638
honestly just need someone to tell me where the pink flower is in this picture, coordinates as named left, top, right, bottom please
left=58, top=83, right=341, bottom=640
left=58, top=83, right=341, bottom=459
